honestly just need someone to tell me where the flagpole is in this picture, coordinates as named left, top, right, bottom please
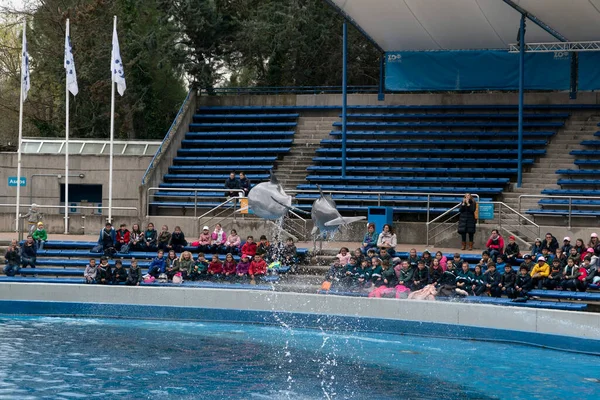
left=64, top=18, right=70, bottom=234
left=108, top=16, right=116, bottom=224
left=15, top=19, right=26, bottom=233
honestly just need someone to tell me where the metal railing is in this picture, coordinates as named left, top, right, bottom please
left=426, top=201, right=540, bottom=247
left=282, top=210, right=309, bottom=241
left=145, top=187, right=243, bottom=219
left=518, top=194, right=600, bottom=229
left=204, top=86, right=379, bottom=96
left=196, top=197, right=240, bottom=234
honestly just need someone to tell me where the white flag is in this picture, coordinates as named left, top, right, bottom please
left=111, top=19, right=126, bottom=96
left=21, top=20, right=30, bottom=101
left=64, top=19, right=78, bottom=96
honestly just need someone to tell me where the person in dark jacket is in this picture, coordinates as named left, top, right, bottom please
left=543, top=260, right=563, bottom=290
left=167, top=226, right=187, bottom=253
left=457, top=193, right=477, bottom=250
left=484, top=262, right=502, bottom=297
left=504, top=236, right=520, bottom=266
left=112, top=260, right=128, bottom=283
left=20, top=235, right=37, bottom=275
left=456, top=262, right=474, bottom=293
left=411, top=261, right=429, bottom=291
left=97, top=223, right=116, bottom=257
left=428, top=259, right=444, bottom=285
left=126, top=259, right=143, bottom=286
left=147, top=250, right=166, bottom=279
left=513, top=265, right=533, bottom=299
left=541, top=232, right=559, bottom=254
left=325, top=258, right=346, bottom=287
left=519, top=254, right=534, bottom=273
left=499, top=264, right=517, bottom=298
left=4, top=239, right=21, bottom=277
left=436, top=267, right=458, bottom=297
left=471, top=265, right=486, bottom=295
left=239, top=172, right=251, bottom=197
left=561, top=237, right=572, bottom=256
left=97, top=257, right=112, bottom=285
left=143, top=223, right=158, bottom=251
left=224, top=172, right=240, bottom=198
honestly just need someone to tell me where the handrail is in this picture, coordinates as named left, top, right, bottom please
left=425, top=203, right=462, bottom=227
left=205, top=86, right=379, bottom=96
left=141, top=89, right=193, bottom=185
left=0, top=203, right=137, bottom=211
left=518, top=194, right=600, bottom=228
left=425, top=203, right=461, bottom=246
left=145, top=187, right=243, bottom=219
left=492, top=201, right=539, bottom=229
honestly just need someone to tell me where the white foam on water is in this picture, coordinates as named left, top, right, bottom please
left=154, top=370, right=170, bottom=375
left=105, top=389, right=131, bottom=394
left=56, top=392, right=87, bottom=398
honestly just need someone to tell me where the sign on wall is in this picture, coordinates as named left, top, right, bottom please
left=8, top=177, right=26, bottom=187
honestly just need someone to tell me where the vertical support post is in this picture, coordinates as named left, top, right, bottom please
left=570, top=52, right=578, bottom=100
left=568, top=197, right=572, bottom=229
left=517, top=14, right=526, bottom=188
left=15, top=19, right=26, bottom=233
left=378, top=54, right=385, bottom=101
left=426, top=194, right=430, bottom=224
left=65, top=18, right=70, bottom=234
left=341, top=21, right=348, bottom=179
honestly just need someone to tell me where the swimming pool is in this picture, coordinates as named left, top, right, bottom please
left=0, top=315, right=598, bottom=399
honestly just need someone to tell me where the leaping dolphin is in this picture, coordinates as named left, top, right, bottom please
left=311, top=185, right=365, bottom=249
left=245, top=171, right=307, bottom=220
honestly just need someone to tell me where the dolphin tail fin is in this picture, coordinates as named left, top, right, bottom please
left=323, top=215, right=366, bottom=227
left=269, top=170, right=279, bottom=185
left=234, top=206, right=249, bottom=213
left=269, top=196, right=310, bottom=216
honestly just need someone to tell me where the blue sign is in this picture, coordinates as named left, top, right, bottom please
left=478, top=203, right=494, bottom=220
left=8, top=177, right=26, bottom=187
left=385, top=50, right=600, bottom=91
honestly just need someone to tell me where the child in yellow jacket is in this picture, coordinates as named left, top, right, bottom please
left=530, top=256, right=550, bottom=289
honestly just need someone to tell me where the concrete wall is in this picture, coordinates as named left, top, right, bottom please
left=0, top=283, right=598, bottom=354
left=198, top=91, right=600, bottom=107
left=0, top=153, right=152, bottom=232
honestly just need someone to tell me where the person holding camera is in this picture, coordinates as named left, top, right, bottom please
left=457, top=193, right=476, bottom=250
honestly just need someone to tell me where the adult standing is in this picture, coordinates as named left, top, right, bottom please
left=457, top=193, right=476, bottom=250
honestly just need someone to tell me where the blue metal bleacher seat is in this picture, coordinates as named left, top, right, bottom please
left=320, top=139, right=546, bottom=147
left=315, top=148, right=545, bottom=156
left=163, top=174, right=269, bottom=182
left=305, top=175, right=510, bottom=185
left=178, top=148, right=291, bottom=155
left=328, top=130, right=556, bottom=138
left=193, top=113, right=299, bottom=120
left=296, top=184, right=504, bottom=194
left=168, top=165, right=273, bottom=172
left=173, top=156, right=278, bottom=164
left=189, top=122, right=297, bottom=130
left=580, top=140, right=600, bottom=147
left=555, top=169, right=600, bottom=175
left=542, top=189, right=600, bottom=196
left=181, top=139, right=293, bottom=147
left=185, top=131, right=295, bottom=139
left=528, top=289, right=600, bottom=302
left=538, top=198, right=600, bottom=206
left=557, top=179, right=600, bottom=186
left=570, top=150, right=600, bottom=156
left=307, top=166, right=518, bottom=175
left=342, top=112, right=569, bottom=120
left=526, top=209, right=600, bottom=217
left=312, top=157, right=535, bottom=165
left=331, top=121, right=564, bottom=128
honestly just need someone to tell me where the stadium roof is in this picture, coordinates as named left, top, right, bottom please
left=326, top=0, right=600, bottom=52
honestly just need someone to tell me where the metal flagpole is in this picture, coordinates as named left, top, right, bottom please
left=517, top=14, right=526, bottom=188
left=108, top=16, right=116, bottom=224
left=65, top=19, right=70, bottom=233
left=15, top=19, right=26, bottom=233
left=341, top=20, right=348, bottom=179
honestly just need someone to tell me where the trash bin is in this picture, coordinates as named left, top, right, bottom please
left=367, top=207, right=394, bottom=231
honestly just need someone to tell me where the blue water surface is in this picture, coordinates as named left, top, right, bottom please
left=0, top=316, right=598, bottom=399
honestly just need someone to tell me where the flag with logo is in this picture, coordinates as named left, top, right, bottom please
left=111, top=20, right=126, bottom=96
left=21, top=21, right=30, bottom=101
left=64, top=19, right=78, bottom=96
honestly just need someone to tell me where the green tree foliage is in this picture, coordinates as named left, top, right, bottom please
left=6, top=0, right=186, bottom=140
left=160, top=0, right=381, bottom=89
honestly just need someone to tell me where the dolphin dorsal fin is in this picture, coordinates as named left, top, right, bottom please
left=270, top=170, right=280, bottom=185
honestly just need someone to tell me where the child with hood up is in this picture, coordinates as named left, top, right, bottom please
left=22, top=203, right=43, bottom=235
left=236, top=255, right=251, bottom=279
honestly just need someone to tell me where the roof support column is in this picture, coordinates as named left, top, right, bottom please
left=378, top=54, right=385, bottom=101
left=341, top=20, right=348, bottom=179
left=517, top=14, right=526, bottom=188
left=570, top=52, right=578, bottom=100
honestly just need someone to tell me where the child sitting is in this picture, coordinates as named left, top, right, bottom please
left=368, top=257, right=383, bottom=287
left=222, top=253, right=237, bottom=279
left=196, top=226, right=212, bottom=253
left=255, top=235, right=270, bottom=258
left=499, top=264, right=516, bottom=298
left=354, top=260, right=370, bottom=290
left=112, top=260, right=128, bottom=284
left=211, top=224, right=227, bottom=254
left=514, top=265, right=533, bottom=299
left=352, top=248, right=364, bottom=266
left=236, top=255, right=251, bottom=280
left=564, top=257, right=588, bottom=292
left=484, top=262, right=502, bottom=297
left=147, top=250, right=166, bottom=279
left=4, top=240, right=21, bottom=277
left=241, top=236, right=257, bottom=258
left=451, top=253, right=464, bottom=271
left=336, top=247, right=351, bottom=266
left=471, top=265, right=486, bottom=296
left=157, top=225, right=171, bottom=251
left=164, top=250, right=179, bottom=280
left=130, top=224, right=145, bottom=251
left=543, top=260, right=563, bottom=290
left=190, top=253, right=209, bottom=281
left=115, top=224, right=130, bottom=252
left=167, top=226, right=187, bottom=253
left=411, top=260, right=429, bottom=291
left=456, top=262, right=474, bottom=294
left=397, top=260, right=414, bottom=289
left=519, top=254, right=534, bottom=273
left=495, top=255, right=507, bottom=272
left=360, top=223, right=378, bottom=254
left=98, top=223, right=116, bottom=257
left=177, top=251, right=195, bottom=281
left=20, top=235, right=37, bottom=275
left=32, top=222, right=47, bottom=251
left=341, top=256, right=359, bottom=288
left=84, top=258, right=97, bottom=284
left=225, top=229, right=241, bottom=255
left=143, top=223, right=158, bottom=251
left=127, top=259, right=143, bottom=286
left=97, top=257, right=112, bottom=285
left=281, top=238, right=298, bottom=271
left=325, top=258, right=345, bottom=287
left=530, top=256, right=550, bottom=289
left=208, top=254, right=224, bottom=279
left=249, top=254, right=267, bottom=281
left=428, top=258, right=444, bottom=285
left=378, top=248, right=392, bottom=264
left=504, top=236, right=520, bottom=265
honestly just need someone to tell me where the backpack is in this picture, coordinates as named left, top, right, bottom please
left=172, top=272, right=183, bottom=284
left=120, top=244, right=130, bottom=254
left=158, top=273, right=168, bottom=283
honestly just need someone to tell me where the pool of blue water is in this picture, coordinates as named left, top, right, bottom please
left=0, top=316, right=598, bottom=399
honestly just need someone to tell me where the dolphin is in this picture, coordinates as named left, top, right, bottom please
left=246, top=171, right=306, bottom=220
left=311, top=185, right=366, bottom=240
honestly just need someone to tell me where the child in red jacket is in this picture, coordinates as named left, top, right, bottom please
left=116, top=224, right=130, bottom=252
left=249, top=254, right=267, bottom=280
left=241, top=235, right=257, bottom=258
left=208, top=254, right=223, bottom=279
left=223, top=253, right=237, bottom=279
